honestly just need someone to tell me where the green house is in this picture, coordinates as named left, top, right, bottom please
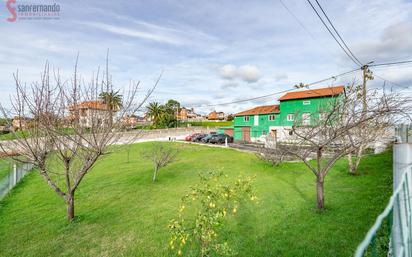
left=224, top=86, right=345, bottom=142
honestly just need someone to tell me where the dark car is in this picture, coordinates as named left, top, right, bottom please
left=185, top=133, right=200, bottom=141
left=209, top=134, right=233, bottom=144
left=200, top=133, right=218, bottom=143
left=192, top=133, right=207, bottom=142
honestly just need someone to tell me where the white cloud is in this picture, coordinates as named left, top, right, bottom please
left=213, top=92, right=227, bottom=99
left=80, top=21, right=181, bottom=45
left=221, top=81, right=239, bottom=89
left=353, top=22, right=412, bottom=62
left=218, top=64, right=262, bottom=83
left=2, top=0, right=412, bottom=116
left=275, top=72, right=288, bottom=81
left=237, top=65, right=262, bottom=83
left=219, top=64, right=237, bottom=80
left=180, top=98, right=211, bottom=107
left=371, top=67, right=412, bottom=90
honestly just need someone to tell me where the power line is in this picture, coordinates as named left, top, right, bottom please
left=369, top=60, right=412, bottom=68
left=306, top=0, right=362, bottom=67
left=373, top=73, right=410, bottom=90
left=188, top=88, right=295, bottom=108
left=313, top=0, right=363, bottom=66
left=306, top=67, right=360, bottom=86
left=188, top=68, right=361, bottom=108
left=278, top=0, right=317, bottom=41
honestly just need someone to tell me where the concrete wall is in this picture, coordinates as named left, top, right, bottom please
left=118, top=127, right=216, bottom=144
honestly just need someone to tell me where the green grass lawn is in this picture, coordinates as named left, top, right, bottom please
left=0, top=158, right=12, bottom=181
left=0, top=143, right=392, bottom=257
left=0, top=131, right=26, bottom=141
left=0, top=128, right=75, bottom=141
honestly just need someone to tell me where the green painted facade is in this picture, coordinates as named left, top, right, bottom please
left=278, top=96, right=338, bottom=126
left=231, top=113, right=281, bottom=140
left=223, top=94, right=341, bottom=141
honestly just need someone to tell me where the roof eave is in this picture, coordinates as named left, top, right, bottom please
left=279, top=93, right=342, bottom=101
left=234, top=111, right=280, bottom=117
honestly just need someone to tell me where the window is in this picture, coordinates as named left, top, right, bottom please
left=268, top=115, right=276, bottom=121
left=302, top=113, right=311, bottom=125
left=244, top=116, right=250, bottom=122
left=303, top=100, right=311, bottom=105
left=319, top=112, right=328, bottom=121
left=287, top=114, right=294, bottom=121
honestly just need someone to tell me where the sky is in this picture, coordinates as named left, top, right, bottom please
left=0, top=0, right=412, bottom=115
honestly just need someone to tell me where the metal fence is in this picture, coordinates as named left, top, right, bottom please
left=355, top=142, right=412, bottom=257
left=395, top=124, right=412, bottom=143
left=0, top=162, right=33, bottom=200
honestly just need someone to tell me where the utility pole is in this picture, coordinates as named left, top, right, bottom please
left=361, top=63, right=374, bottom=115
left=361, top=65, right=367, bottom=115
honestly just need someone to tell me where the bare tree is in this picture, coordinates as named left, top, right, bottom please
left=279, top=85, right=409, bottom=210
left=345, top=84, right=394, bottom=175
left=0, top=52, right=160, bottom=221
left=143, top=143, right=180, bottom=182
left=345, top=67, right=375, bottom=175
left=345, top=113, right=390, bottom=175
left=257, top=147, right=285, bottom=167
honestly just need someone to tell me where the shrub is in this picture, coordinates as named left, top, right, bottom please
left=168, top=170, right=256, bottom=257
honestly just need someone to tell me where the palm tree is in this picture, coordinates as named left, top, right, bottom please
left=99, top=90, right=123, bottom=111
left=146, top=102, right=163, bottom=126
left=99, top=90, right=123, bottom=126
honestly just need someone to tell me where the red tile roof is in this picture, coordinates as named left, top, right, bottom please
left=69, top=101, right=110, bottom=111
left=235, top=105, right=280, bottom=116
left=279, top=85, right=345, bottom=101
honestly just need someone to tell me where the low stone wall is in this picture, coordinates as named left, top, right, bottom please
left=0, top=127, right=218, bottom=154
left=115, top=127, right=216, bottom=144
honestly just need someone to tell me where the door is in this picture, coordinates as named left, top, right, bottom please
left=270, top=129, right=277, bottom=142
left=241, top=127, right=250, bottom=142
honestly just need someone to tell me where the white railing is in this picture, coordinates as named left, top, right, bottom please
left=0, top=162, right=33, bottom=200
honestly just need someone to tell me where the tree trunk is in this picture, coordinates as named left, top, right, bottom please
left=348, top=145, right=364, bottom=175
left=354, top=145, right=364, bottom=172
left=347, top=152, right=356, bottom=175
left=316, top=175, right=325, bottom=210
left=152, top=167, right=158, bottom=182
left=66, top=193, right=75, bottom=222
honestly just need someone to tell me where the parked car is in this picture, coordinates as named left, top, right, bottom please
left=209, top=134, right=233, bottom=144
left=192, top=133, right=207, bottom=142
left=185, top=133, right=200, bottom=141
left=201, top=133, right=218, bottom=143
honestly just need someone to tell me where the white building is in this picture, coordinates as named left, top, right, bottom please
left=69, top=101, right=116, bottom=128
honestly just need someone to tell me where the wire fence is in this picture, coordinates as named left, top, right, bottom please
left=355, top=165, right=411, bottom=257
left=0, top=162, right=33, bottom=200
left=355, top=137, right=412, bottom=257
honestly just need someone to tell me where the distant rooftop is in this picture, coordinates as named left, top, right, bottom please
left=235, top=105, right=280, bottom=116
left=69, top=100, right=110, bottom=111
left=279, top=85, right=345, bottom=101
